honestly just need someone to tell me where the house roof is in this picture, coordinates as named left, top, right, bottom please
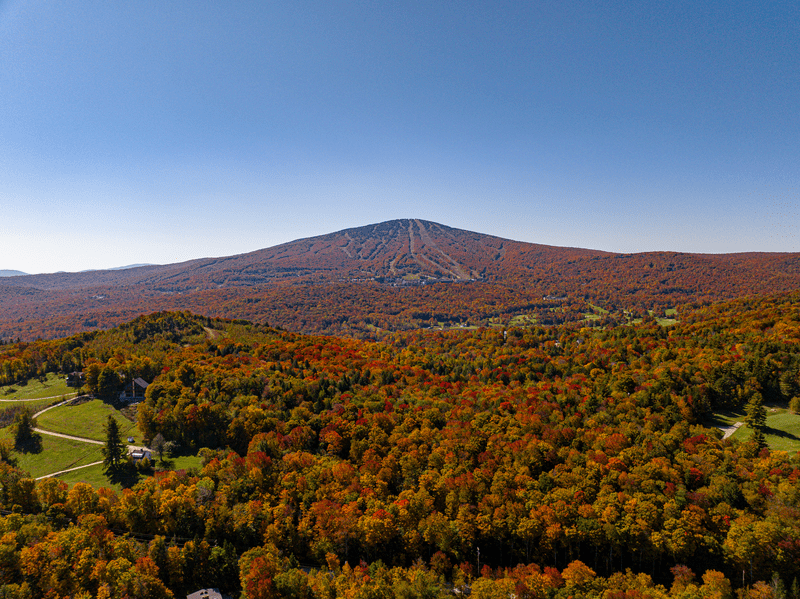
left=187, top=590, right=223, bottom=599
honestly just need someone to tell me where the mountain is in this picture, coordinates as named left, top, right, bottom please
left=2, top=219, right=605, bottom=291
left=0, top=270, right=26, bottom=277
left=2, top=218, right=800, bottom=340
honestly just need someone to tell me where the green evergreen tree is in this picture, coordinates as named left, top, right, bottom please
left=745, top=391, right=767, bottom=449
left=101, top=415, right=126, bottom=471
left=11, top=407, right=39, bottom=450
left=97, top=366, right=122, bottom=401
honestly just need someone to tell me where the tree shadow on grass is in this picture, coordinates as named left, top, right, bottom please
left=155, top=457, right=176, bottom=470
left=764, top=425, right=800, bottom=442
left=105, top=466, right=145, bottom=489
left=704, top=409, right=744, bottom=429
left=15, top=433, right=43, bottom=454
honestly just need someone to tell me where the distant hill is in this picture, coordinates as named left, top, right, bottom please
left=82, top=263, right=154, bottom=272
left=2, top=219, right=606, bottom=291
left=0, top=270, right=26, bottom=277
left=2, top=218, right=800, bottom=340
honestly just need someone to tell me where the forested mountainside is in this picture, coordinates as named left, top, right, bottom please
left=3, top=219, right=800, bottom=341
left=1, top=295, right=800, bottom=596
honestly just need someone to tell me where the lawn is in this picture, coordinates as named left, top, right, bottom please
left=0, top=372, right=78, bottom=400
left=56, top=463, right=117, bottom=488
left=0, top=427, right=104, bottom=479
left=56, top=462, right=146, bottom=490
left=0, top=397, right=55, bottom=420
left=56, top=452, right=203, bottom=490
left=708, top=406, right=800, bottom=452
left=0, top=393, right=203, bottom=490
left=35, top=399, right=140, bottom=443
left=509, top=313, right=537, bottom=327
left=731, top=407, right=800, bottom=452
left=157, top=453, right=203, bottom=473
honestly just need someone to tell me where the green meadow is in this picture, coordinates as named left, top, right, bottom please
left=730, top=407, right=800, bottom=452
left=0, top=372, right=77, bottom=400
left=0, top=426, right=102, bottom=479
left=35, top=399, right=140, bottom=443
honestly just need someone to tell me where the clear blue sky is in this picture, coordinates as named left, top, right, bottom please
left=1, top=0, right=798, bottom=274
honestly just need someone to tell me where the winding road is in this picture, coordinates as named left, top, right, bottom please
left=32, top=397, right=144, bottom=480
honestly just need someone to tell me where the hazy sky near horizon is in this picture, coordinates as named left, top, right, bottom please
left=1, top=1, right=798, bottom=274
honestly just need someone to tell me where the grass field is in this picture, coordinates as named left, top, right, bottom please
left=0, top=397, right=55, bottom=417
left=509, top=313, right=537, bottom=327
left=36, top=399, right=140, bottom=443
left=709, top=406, right=800, bottom=452
left=0, top=426, right=103, bottom=479
left=731, top=407, right=800, bottom=452
left=706, top=408, right=742, bottom=428
left=55, top=463, right=117, bottom=488
left=1, top=415, right=202, bottom=490
left=584, top=304, right=610, bottom=321
left=0, top=387, right=203, bottom=490
left=0, top=372, right=78, bottom=400
left=57, top=452, right=203, bottom=490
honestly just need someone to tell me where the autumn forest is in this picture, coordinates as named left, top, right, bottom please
left=1, top=221, right=800, bottom=598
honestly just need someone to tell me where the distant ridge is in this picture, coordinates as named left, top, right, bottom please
left=2, top=218, right=800, bottom=340
left=84, top=263, right=155, bottom=272
left=0, top=270, right=26, bottom=277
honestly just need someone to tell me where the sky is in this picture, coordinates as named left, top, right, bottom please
left=1, top=0, right=798, bottom=274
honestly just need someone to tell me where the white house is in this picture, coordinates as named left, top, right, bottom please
left=128, top=447, right=152, bottom=462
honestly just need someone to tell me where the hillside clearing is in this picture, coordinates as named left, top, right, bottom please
left=35, top=399, right=140, bottom=444
left=0, top=372, right=77, bottom=400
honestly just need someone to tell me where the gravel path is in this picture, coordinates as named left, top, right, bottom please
left=720, top=421, right=744, bottom=439
left=36, top=461, right=104, bottom=480
left=31, top=397, right=147, bottom=479
left=32, top=396, right=86, bottom=418
left=0, top=392, right=79, bottom=403
left=33, top=427, right=105, bottom=445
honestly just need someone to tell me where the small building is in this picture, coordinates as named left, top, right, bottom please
left=66, top=371, right=85, bottom=388
left=187, top=590, right=223, bottom=599
left=120, top=377, right=149, bottom=402
left=129, top=448, right=152, bottom=462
